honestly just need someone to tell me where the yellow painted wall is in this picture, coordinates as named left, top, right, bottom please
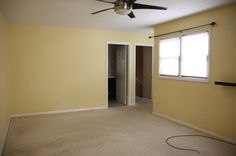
left=153, top=3, right=236, bottom=140
left=0, top=8, right=9, bottom=151
left=8, top=24, right=152, bottom=115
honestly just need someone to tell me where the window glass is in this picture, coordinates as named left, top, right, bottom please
left=181, top=32, right=209, bottom=78
left=159, top=38, right=180, bottom=76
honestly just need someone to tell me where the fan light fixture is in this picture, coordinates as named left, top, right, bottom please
left=115, top=2, right=132, bottom=15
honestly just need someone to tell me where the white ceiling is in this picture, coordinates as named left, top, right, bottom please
left=0, top=0, right=235, bottom=34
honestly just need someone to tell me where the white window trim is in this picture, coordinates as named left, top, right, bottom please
left=158, top=26, right=212, bottom=83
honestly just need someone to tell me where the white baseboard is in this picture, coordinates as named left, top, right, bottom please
left=10, top=106, right=108, bottom=118
left=152, top=112, right=236, bottom=144
left=0, top=117, right=11, bottom=156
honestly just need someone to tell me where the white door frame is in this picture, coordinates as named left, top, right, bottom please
left=106, top=41, right=131, bottom=108
left=134, top=43, right=154, bottom=102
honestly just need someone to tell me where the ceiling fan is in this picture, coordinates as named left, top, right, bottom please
left=91, top=0, right=167, bottom=18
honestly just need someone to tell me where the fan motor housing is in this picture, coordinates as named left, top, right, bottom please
left=115, top=1, right=132, bottom=15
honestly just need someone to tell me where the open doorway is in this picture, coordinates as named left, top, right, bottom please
left=107, top=44, right=128, bottom=107
left=135, top=45, right=153, bottom=104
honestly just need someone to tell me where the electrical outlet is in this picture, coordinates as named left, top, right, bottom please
left=199, top=112, right=204, bottom=120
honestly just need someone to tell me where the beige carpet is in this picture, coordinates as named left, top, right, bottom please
left=3, top=101, right=236, bottom=156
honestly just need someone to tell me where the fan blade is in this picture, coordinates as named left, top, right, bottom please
left=91, top=7, right=114, bottom=15
left=96, top=0, right=115, bottom=4
left=132, top=3, right=167, bottom=10
left=128, top=11, right=135, bottom=18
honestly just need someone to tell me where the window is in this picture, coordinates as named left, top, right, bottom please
left=158, top=29, right=210, bottom=81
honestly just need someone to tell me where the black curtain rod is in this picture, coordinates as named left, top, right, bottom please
left=149, top=22, right=216, bottom=39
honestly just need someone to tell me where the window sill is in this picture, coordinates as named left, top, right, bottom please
left=158, top=75, right=209, bottom=83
